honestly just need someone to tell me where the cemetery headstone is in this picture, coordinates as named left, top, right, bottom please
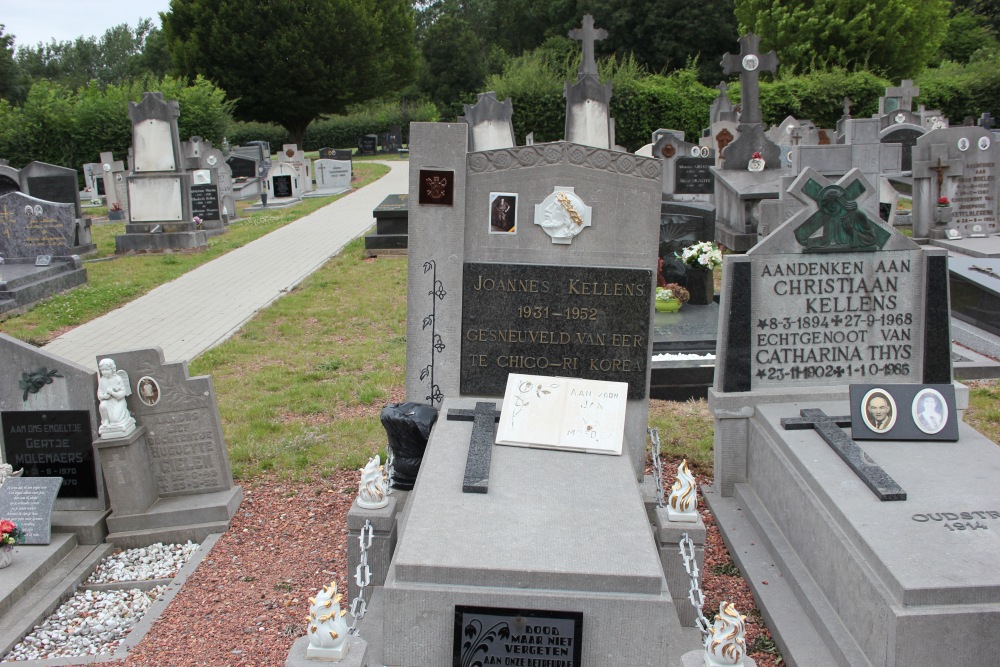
left=267, top=162, right=301, bottom=201
left=20, top=162, right=83, bottom=219
left=0, top=477, right=63, bottom=544
left=0, top=333, right=107, bottom=516
left=100, top=151, right=129, bottom=220
left=0, top=192, right=79, bottom=258
left=309, top=158, right=352, bottom=196
left=117, top=92, right=206, bottom=253
left=719, top=34, right=781, bottom=170
left=463, top=92, right=516, bottom=151
left=93, top=347, right=241, bottom=546
left=358, top=135, right=378, bottom=156
left=564, top=15, right=614, bottom=149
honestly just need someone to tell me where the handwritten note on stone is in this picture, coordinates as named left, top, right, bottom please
left=0, top=477, right=63, bottom=544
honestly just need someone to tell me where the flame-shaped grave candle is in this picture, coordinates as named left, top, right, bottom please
left=704, top=601, right=747, bottom=666
left=306, top=581, right=351, bottom=659
left=667, top=459, right=699, bottom=522
left=357, top=455, right=389, bottom=509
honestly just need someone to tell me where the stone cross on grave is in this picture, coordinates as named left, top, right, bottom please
left=913, top=143, right=964, bottom=201
left=568, top=14, right=607, bottom=78
left=447, top=402, right=501, bottom=494
left=791, top=171, right=891, bottom=252
left=315, top=161, right=327, bottom=183
left=782, top=409, right=906, bottom=501
left=885, top=80, right=919, bottom=112
left=721, top=34, right=778, bottom=125
left=716, top=81, right=729, bottom=97
left=980, top=112, right=994, bottom=130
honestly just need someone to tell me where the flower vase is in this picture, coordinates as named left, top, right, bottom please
left=0, top=548, right=12, bottom=569
left=655, top=298, right=682, bottom=313
left=686, top=268, right=715, bottom=305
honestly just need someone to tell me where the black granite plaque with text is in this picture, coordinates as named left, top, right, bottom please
left=453, top=605, right=582, bottom=667
left=272, top=175, right=293, bottom=198
left=674, top=157, right=715, bottom=194
left=226, top=156, right=258, bottom=179
left=0, top=411, right=97, bottom=498
left=191, top=184, right=220, bottom=220
left=461, top=263, right=652, bottom=399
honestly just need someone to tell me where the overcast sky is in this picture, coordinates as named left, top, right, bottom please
left=4, top=0, right=173, bottom=50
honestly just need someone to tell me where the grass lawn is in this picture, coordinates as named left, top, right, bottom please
left=0, top=163, right=389, bottom=347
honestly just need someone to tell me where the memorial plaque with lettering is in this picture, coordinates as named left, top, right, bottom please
left=674, top=157, right=715, bottom=194
left=0, top=477, right=64, bottom=544
left=0, top=192, right=76, bottom=257
left=461, top=263, right=652, bottom=399
left=750, top=252, right=924, bottom=388
left=25, top=175, right=78, bottom=207
left=190, top=183, right=220, bottom=220
left=948, top=156, right=998, bottom=237
left=0, top=410, right=97, bottom=498
left=272, top=175, right=293, bottom=198
left=453, top=606, right=582, bottom=667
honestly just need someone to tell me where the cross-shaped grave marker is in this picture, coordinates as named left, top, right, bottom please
left=568, top=14, right=607, bottom=78
left=781, top=409, right=906, bottom=501
left=980, top=112, right=994, bottom=130
left=721, top=34, right=778, bottom=125
left=315, top=161, right=327, bottom=184
left=789, top=169, right=891, bottom=252
left=913, top=142, right=964, bottom=203
left=884, top=80, right=919, bottom=113
left=447, top=402, right=502, bottom=494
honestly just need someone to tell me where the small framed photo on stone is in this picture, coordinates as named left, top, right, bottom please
left=136, top=376, right=161, bottom=406
left=418, top=168, right=454, bottom=206
left=850, top=384, right=959, bottom=441
left=488, top=192, right=517, bottom=234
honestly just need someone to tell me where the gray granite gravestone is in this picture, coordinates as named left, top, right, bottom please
left=99, top=151, right=130, bottom=220
left=564, top=15, right=614, bottom=149
left=702, top=165, right=1000, bottom=666
left=117, top=92, right=206, bottom=253
left=308, top=158, right=351, bottom=196
left=0, top=477, right=63, bottom=544
left=0, top=192, right=78, bottom=258
left=463, top=92, right=516, bottom=152
left=92, top=347, right=241, bottom=547
left=0, top=333, right=107, bottom=522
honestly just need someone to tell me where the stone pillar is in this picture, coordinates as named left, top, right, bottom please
left=346, top=496, right=398, bottom=606
left=655, top=507, right=706, bottom=628
left=93, top=426, right=157, bottom=517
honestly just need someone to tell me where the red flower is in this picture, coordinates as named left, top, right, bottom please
left=0, top=520, right=15, bottom=535
left=752, top=151, right=762, bottom=159
left=937, top=196, right=950, bottom=206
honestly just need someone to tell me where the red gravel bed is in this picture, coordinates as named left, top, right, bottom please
left=114, top=463, right=781, bottom=666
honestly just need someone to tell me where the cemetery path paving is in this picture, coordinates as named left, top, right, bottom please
left=43, top=161, right=409, bottom=370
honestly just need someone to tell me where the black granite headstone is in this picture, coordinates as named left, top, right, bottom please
left=226, top=155, right=258, bottom=179
left=95, top=179, right=106, bottom=196
left=460, top=263, right=652, bottom=399
left=191, top=184, right=220, bottom=220
left=0, top=175, right=18, bottom=196
left=25, top=175, right=77, bottom=207
left=0, top=476, right=64, bottom=544
left=674, top=157, right=715, bottom=194
left=454, top=606, right=583, bottom=667
left=881, top=128, right=923, bottom=172
left=359, top=135, right=378, bottom=156
left=0, top=410, right=98, bottom=498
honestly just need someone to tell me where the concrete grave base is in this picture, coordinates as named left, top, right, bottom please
left=377, top=396, right=695, bottom=667
left=245, top=197, right=302, bottom=211
left=105, top=486, right=243, bottom=548
left=706, top=396, right=1000, bottom=667
left=680, top=649, right=757, bottom=667
left=286, top=634, right=368, bottom=666
left=0, top=257, right=87, bottom=317
left=114, top=230, right=208, bottom=253
left=929, top=234, right=1000, bottom=258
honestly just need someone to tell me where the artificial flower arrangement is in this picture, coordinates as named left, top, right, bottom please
left=0, top=520, right=24, bottom=550
left=109, top=202, right=122, bottom=212
left=193, top=216, right=203, bottom=229
left=678, top=241, right=724, bottom=271
left=656, top=283, right=690, bottom=303
left=937, top=196, right=950, bottom=206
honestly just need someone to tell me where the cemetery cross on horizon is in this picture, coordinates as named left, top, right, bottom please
left=569, top=15, right=607, bottom=79
left=721, top=34, right=777, bottom=126
left=886, top=80, right=919, bottom=112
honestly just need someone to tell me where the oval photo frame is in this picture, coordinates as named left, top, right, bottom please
left=911, top=388, right=948, bottom=435
left=861, top=387, right=897, bottom=433
left=136, top=376, right=161, bottom=407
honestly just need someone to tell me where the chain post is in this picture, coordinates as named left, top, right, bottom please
left=385, top=449, right=395, bottom=495
left=348, top=520, right=373, bottom=635
left=679, top=532, right=712, bottom=637
left=648, top=427, right=666, bottom=509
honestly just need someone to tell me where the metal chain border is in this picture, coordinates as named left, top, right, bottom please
left=648, top=427, right=666, bottom=509
left=348, top=520, right=373, bottom=635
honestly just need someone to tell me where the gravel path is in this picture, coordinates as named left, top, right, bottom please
left=4, top=465, right=778, bottom=666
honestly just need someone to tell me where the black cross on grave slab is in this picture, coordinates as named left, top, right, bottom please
left=447, top=402, right=501, bottom=494
left=721, top=34, right=778, bottom=125
left=781, top=409, right=906, bottom=501
left=568, top=14, right=607, bottom=78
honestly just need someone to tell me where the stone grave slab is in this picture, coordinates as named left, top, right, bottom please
left=381, top=397, right=679, bottom=667
left=949, top=256, right=1000, bottom=337
left=0, top=192, right=77, bottom=258
left=0, top=477, right=63, bottom=544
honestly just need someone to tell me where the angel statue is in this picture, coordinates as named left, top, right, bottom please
left=97, top=358, right=136, bottom=439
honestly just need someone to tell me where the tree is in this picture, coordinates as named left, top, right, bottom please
left=163, top=0, right=418, bottom=147
left=0, top=25, right=19, bottom=102
left=579, top=0, right=739, bottom=83
left=938, top=9, right=998, bottom=64
left=419, top=14, right=488, bottom=117
left=734, top=0, right=950, bottom=79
